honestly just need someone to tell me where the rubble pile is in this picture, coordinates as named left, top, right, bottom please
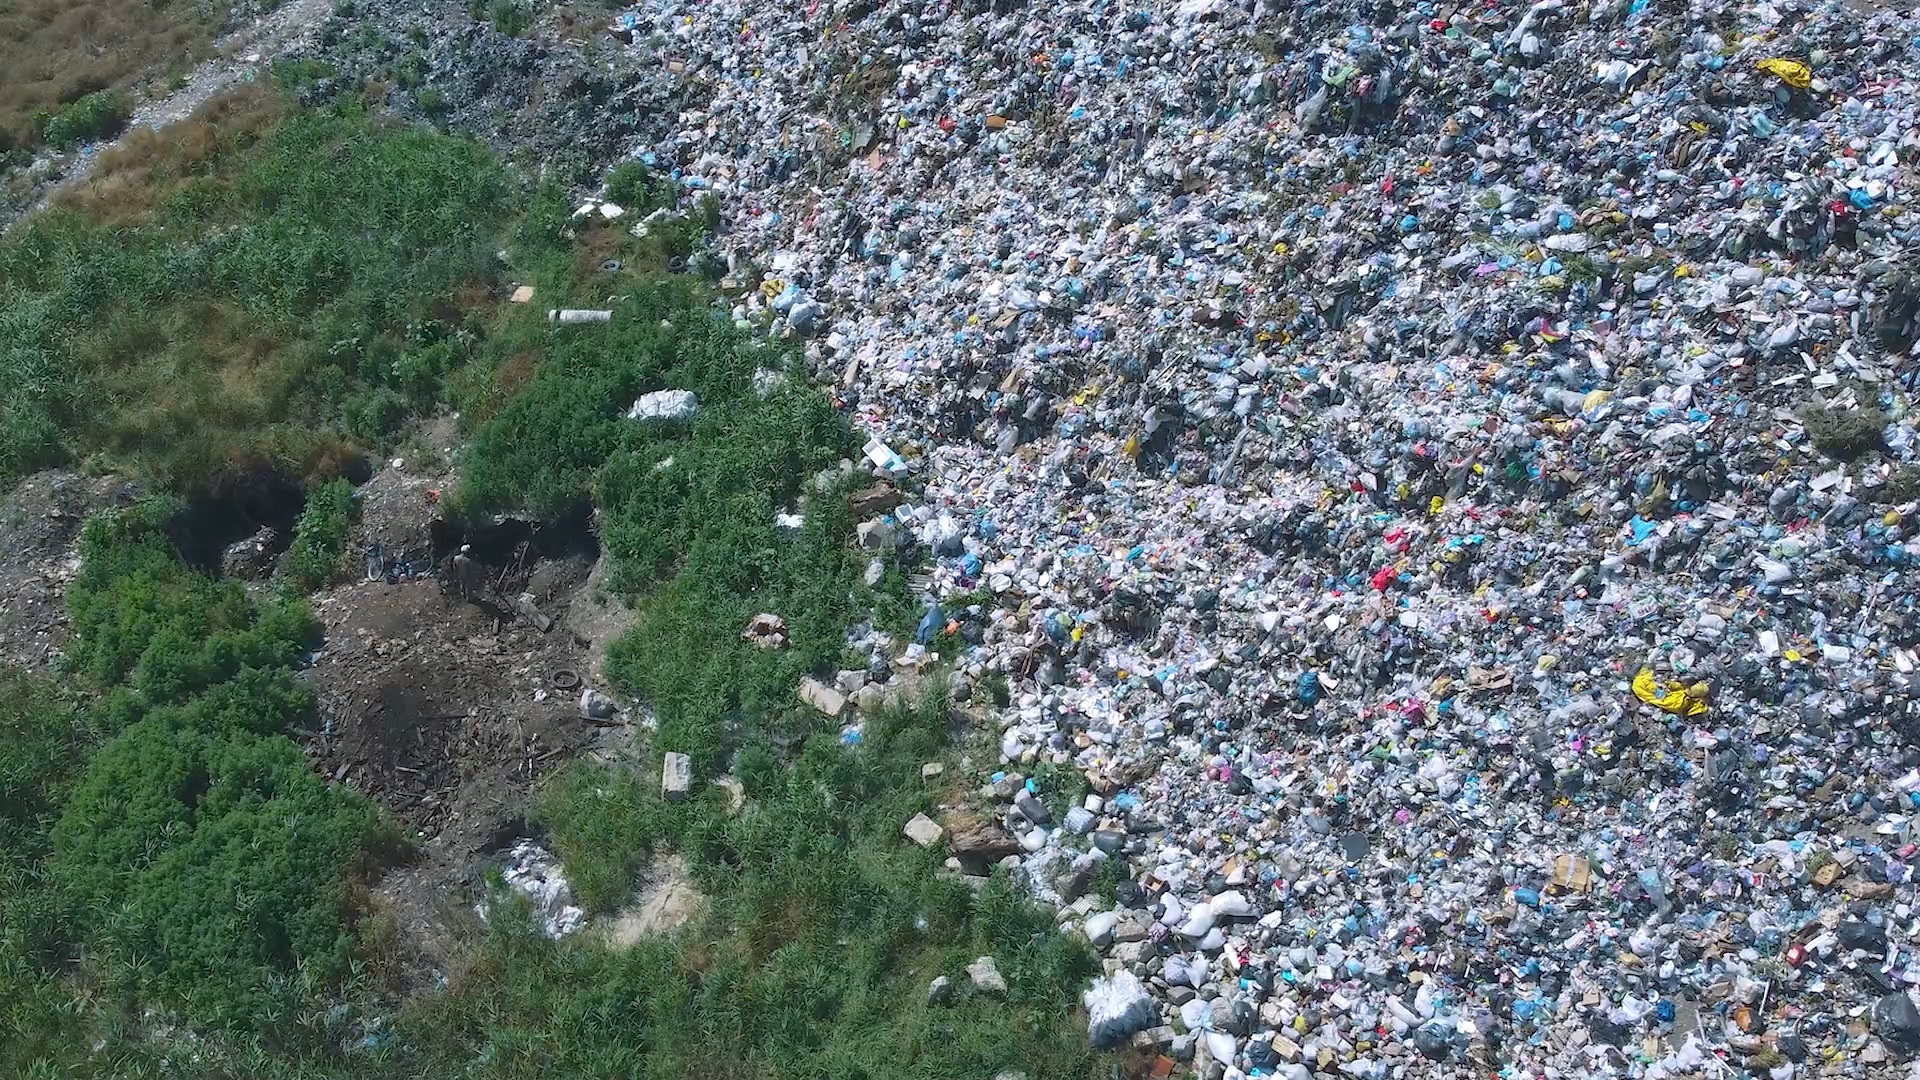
left=588, top=0, right=1920, bottom=1072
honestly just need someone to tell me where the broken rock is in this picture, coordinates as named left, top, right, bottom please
left=947, top=820, right=1022, bottom=868
left=741, top=612, right=788, bottom=649
left=513, top=592, right=553, bottom=632
left=661, top=752, right=692, bottom=802
left=849, top=481, right=904, bottom=518
left=903, top=812, right=945, bottom=848
left=798, top=676, right=846, bottom=717
left=927, top=975, right=953, bottom=1006
left=968, top=955, right=1007, bottom=996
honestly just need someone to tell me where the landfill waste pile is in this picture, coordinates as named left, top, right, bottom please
left=568, top=0, right=1920, bottom=1073
left=1, top=0, right=1918, bottom=1068
left=478, top=839, right=587, bottom=938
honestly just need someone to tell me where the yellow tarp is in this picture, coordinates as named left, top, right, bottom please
left=1632, top=668, right=1709, bottom=717
left=1757, top=58, right=1811, bottom=90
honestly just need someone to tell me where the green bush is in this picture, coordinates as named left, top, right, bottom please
left=0, top=493, right=378, bottom=1060
left=490, top=0, right=534, bottom=36
left=286, top=477, right=354, bottom=590
left=393, top=52, right=427, bottom=90
left=1884, top=464, right=1920, bottom=504
left=604, top=161, right=675, bottom=214
left=50, top=713, right=388, bottom=1028
left=0, top=671, right=98, bottom=1075
left=271, top=58, right=338, bottom=94
left=42, top=90, right=129, bottom=148
left=64, top=500, right=316, bottom=703
left=25, top=495, right=387, bottom=1038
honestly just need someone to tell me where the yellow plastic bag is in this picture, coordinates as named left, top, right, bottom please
left=1756, top=58, right=1811, bottom=90
left=1631, top=669, right=1709, bottom=717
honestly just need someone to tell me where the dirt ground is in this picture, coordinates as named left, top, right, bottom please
left=0, top=470, right=140, bottom=672
left=601, top=854, right=707, bottom=947
left=303, top=577, right=593, bottom=845
left=304, top=438, right=641, bottom=986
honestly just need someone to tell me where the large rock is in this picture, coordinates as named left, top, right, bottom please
left=927, top=975, right=953, bottom=1006
left=903, top=813, right=945, bottom=848
left=661, top=752, right=692, bottom=802
left=626, top=389, right=697, bottom=421
left=1112, top=911, right=1153, bottom=942
left=849, top=482, right=904, bottom=517
left=968, top=955, right=1007, bottom=995
left=948, top=820, right=1022, bottom=870
left=798, top=676, right=846, bottom=717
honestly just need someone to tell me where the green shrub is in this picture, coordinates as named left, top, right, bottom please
left=604, top=161, right=675, bottom=214
left=393, top=52, right=427, bottom=90
left=416, top=87, right=449, bottom=118
left=271, top=58, right=337, bottom=94
left=0, top=671, right=99, bottom=1075
left=1800, top=402, right=1888, bottom=462
left=50, top=714, right=387, bottom=1028
left=42, top=90, right=128, bottom=148
left=64, top=500, right=316, bottom=703
left=65, top=495, right=316, bottom=699
left=1884, top=464, right=1920, bottom=504
left=490, top=0, right=534, bottom=36
left=0, top=487, right=388, bottom=1053
left=285, top=477, right=355, bottom=590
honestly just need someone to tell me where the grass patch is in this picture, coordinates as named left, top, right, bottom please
left=4, top=88, right=516, bottom=488
left=412, top=685, right=1100, bottom=1080
left=0, top=669, right=101, bottom=1074
left=0, top=0, right=228, bottom=154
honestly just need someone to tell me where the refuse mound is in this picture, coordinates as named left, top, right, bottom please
left=544, top=0, right=1920, bottom=1069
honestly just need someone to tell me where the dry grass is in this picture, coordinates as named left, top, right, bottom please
left=53, top=84, right=284, bottom=225
left=0, top=0, right=236, bottom=152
